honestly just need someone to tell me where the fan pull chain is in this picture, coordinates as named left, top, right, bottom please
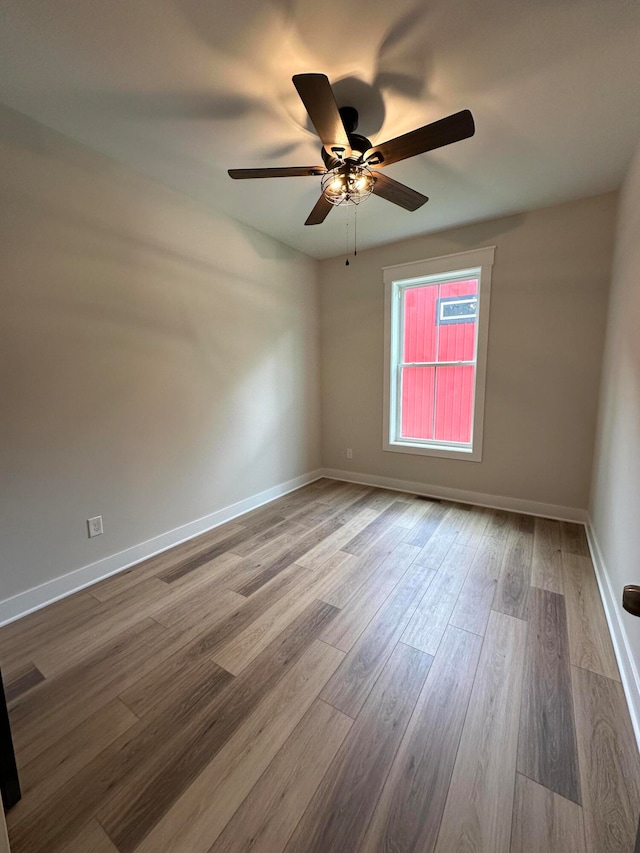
left=345, top=205, right=350, bottom=266
left=354, top=205, right=358, bottom=258
left=345, top=205, right=359, bottom=266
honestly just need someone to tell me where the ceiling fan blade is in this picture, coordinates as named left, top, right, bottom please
left=305, top=195, right=333, bottom=226
left=371, top=172, right=429, bottom=211
left=293, top=74, right=352, bottom=158
left=228, top=166, right=325, bottom=179
left=365, top=109, right=475, bottom=168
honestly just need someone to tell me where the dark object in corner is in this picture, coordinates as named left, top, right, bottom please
left=622, top=585, right=640, bottom=618
left=0, top=669, right=20, bottom=810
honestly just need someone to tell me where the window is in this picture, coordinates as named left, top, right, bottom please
left=383, top=247, right=495, bottom=461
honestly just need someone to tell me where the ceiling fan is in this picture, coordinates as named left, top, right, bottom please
left=228, top=74, right=475, bottom=226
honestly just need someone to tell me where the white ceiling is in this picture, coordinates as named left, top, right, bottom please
left=1, top=0, right=640, bottom=259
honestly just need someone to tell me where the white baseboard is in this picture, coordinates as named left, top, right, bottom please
left=321, top=468, right=587, bottom=523
left=585, top=522, right=640, bottom=750
left=0, top=469, right=324, bottom=627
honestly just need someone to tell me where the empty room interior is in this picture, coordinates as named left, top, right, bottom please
left=3, top=1, right=640, bottom=851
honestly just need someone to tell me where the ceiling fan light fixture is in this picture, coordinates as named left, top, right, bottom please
left=321, top=163, right=374, bottom=206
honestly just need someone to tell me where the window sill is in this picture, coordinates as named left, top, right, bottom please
left=383, top=440, right=482, bottom=462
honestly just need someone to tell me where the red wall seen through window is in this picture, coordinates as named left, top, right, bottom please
left=401, top=279, right=478, bottom=443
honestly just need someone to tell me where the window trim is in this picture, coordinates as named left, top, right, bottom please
left=383, top=246, right=495, bottom=462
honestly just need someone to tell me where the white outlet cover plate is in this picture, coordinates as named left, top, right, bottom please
left=88, top=516, right=103, bottom=537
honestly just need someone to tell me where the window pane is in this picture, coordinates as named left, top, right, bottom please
left=403, top=285, right=438, bottom=363
left=434, top=365, right=475, bottom=443
left=437, top=279, right=478, bottom=362
left=401, top=366, right=435, bottom=440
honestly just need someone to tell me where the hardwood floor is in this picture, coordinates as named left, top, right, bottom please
left=1, top=479, right=639, bottom=852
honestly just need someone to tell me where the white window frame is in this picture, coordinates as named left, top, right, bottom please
left=383, top=246, right=495, bottom=462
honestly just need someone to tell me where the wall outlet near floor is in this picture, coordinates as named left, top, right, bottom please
left=87, top=515, right=103, bottom=538
left=346, top=448, right=353, bottom=459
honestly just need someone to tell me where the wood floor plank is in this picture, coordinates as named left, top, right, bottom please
left=130, top=575, right=246, bottom=646
left=0, top=805, right=8, bottom=853
left=305, top=541, right=365, bottom=587
left=58, top=821, right=119, bottom=853
left=319, top=542, right=422, bottom=653
left=232, top=500, right=314, bottom=530
left=10, top=600, right=340, bottom=853
left=435, top=610, right=527, bottom=853
left=119, top=650, right=233, bottom=721
left=510, top=774, right=586, bottom=853
left=485, top=508, right=515, bottom=539
left=122, top=569, right=305, bottom=718
left=4, top=663, right=45, bottom=704
left=0, top=592, right=99, bottom=647
left=445, top=504, right=490, bottom=547
left=404, top=501, right=449, bottom=549
left=222, top=524, right=319, bottom=590
left=531, top=517, right=563, bottom=594
left=9, top=699, right=137, bottom=822
left=360, top=625, right=482, bottom=853
left=393, top=497, right=435, bottom=529
left=296, top=508, right=379, bottom=570
left=311, top=480, right=369, bottom=507
left=560, top=522, right=590, bottom=556
left=134, top=639, right=345, bottom=853
left=234, top=518, right=344, bottom=596
left=32, top=577, right=176, bottom=677
left=317, top=526, right=406, bottom=609
left=211, top=556, right=349, bottom=675
left=517, top=513, right=536, bottom=534
left=342, top=501, right=410, bottom=555
left=150, top=558, right=247, bottom=635
left=450, top=535, right=506, bottom=636
left=92, top=521, right=246, bottom=595
left=413, top=527, right=458, bottom=570
left=228, top=507, right=322, bottom=558
left=360, top=488, right=412, bottom=510
left=493, top=528, right=533, bottom=621
left=7, top=655, right=232, bottom=853
left=313, top=484, right=378, bottom=514
left=284, top=642, right=431, bottom=853
left=209, top=700, right=353, bottom=853
left=6, top=648, right=236, bottom=853
left=151, top=549, right=244, bottom=598
left=8, top=617, right=177, bottom=766
left=573, top=666, right=640, bottom=853
left=288, top=494, right=350, bottom=523
left=0, top=593, right=103, bottom=673
left=333, top=490, right=397, bottom=524
left=321, top=556, right=435, bottom=716
left=157, top=517, right=288, bottom=584
left=401, top=543, right=476, bottom=655
left=517, top=588, right=581, bottom=804
left=562, top=552, right=619, bottom=680
left=99, top=600, right=341, bottom=853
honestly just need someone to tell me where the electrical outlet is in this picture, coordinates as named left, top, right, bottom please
left=346, top=448, right=353, bottom=459
left=87, top=516, right=103, bottom=538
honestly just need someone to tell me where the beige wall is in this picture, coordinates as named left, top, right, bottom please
left=590, top=139, right=640, bottom=677
left=319, top=193, right=617, bottom=512
left=0, top=105, right=321, bottom=603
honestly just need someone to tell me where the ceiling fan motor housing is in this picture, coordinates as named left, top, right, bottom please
left=322, top=107, right=372, bottom=167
